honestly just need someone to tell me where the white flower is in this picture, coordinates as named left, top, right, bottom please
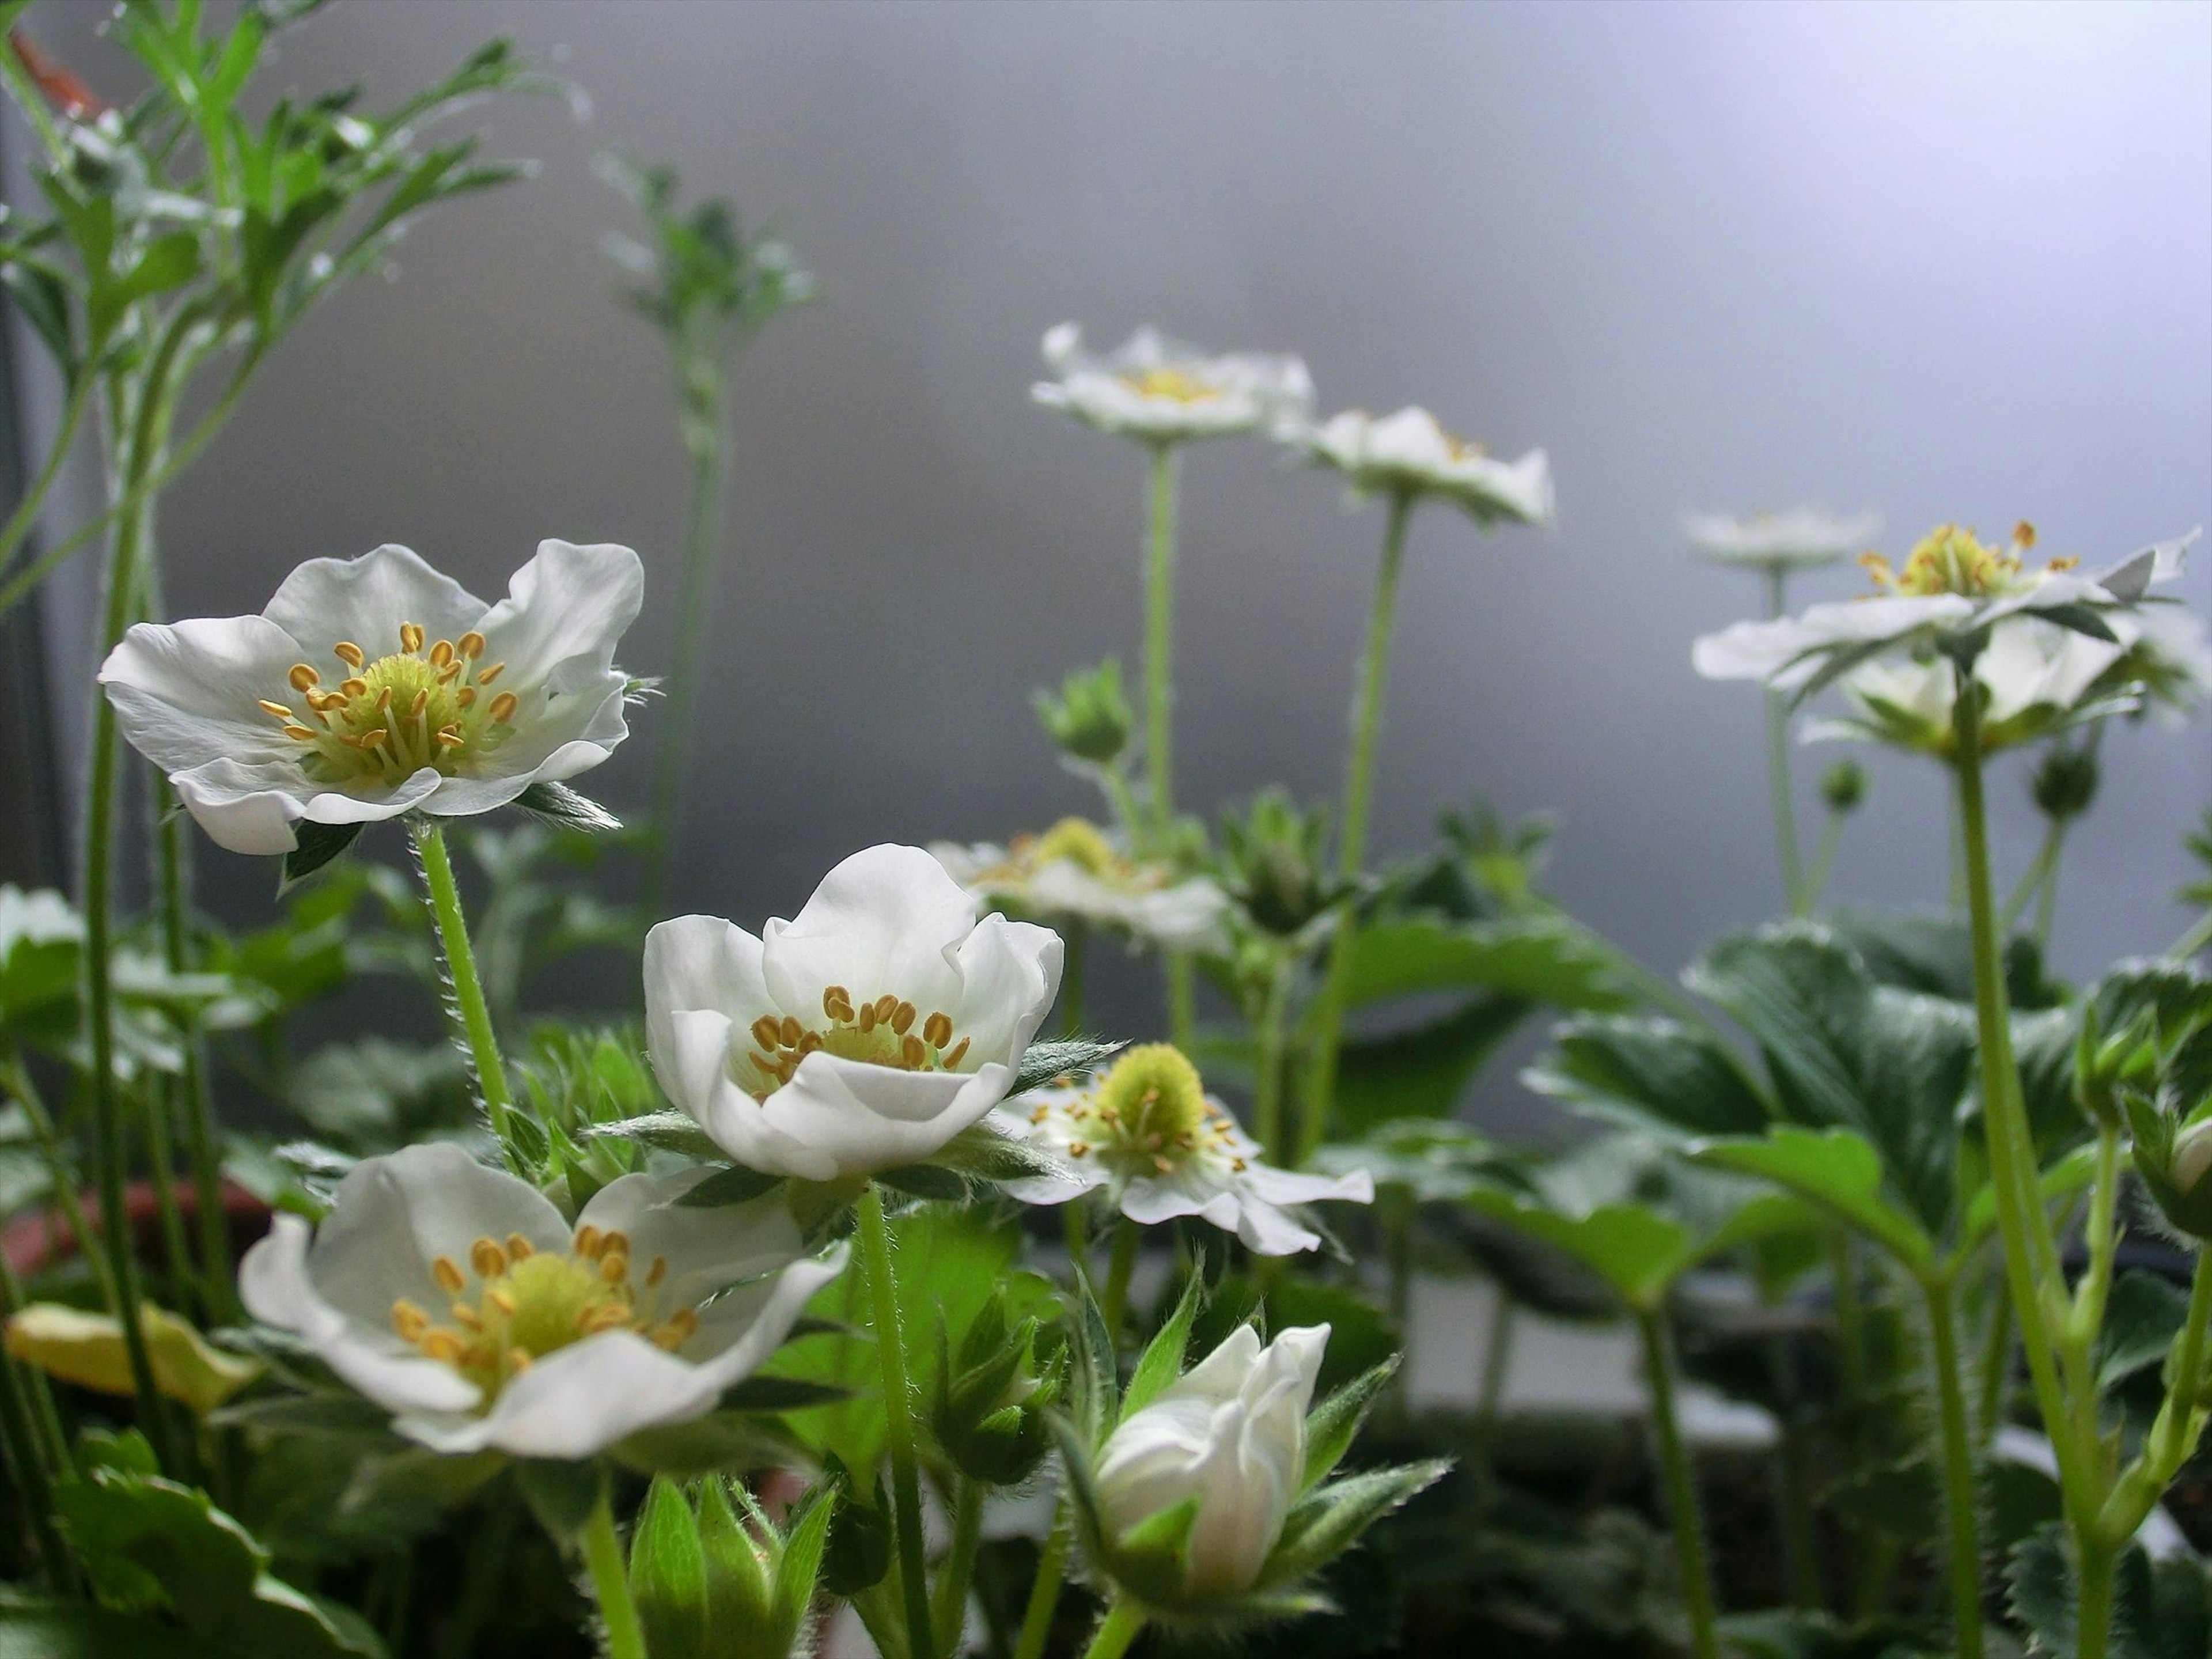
left=238, top=1143, right=843, bottom=1460
left=100, top=541, right=642, bottom=856
left=993, top=1045, right=1371, bottom=1255
left=1681, top=507, right=1880, bottom=571
left=1031, top=324, right=1313, bottom=444
left=1283, top=406, right=1556, bottom=528
left=1094, top=1323, right=1328, bottom=1596
left=645, top=844, right=1063, bottom=1183
left=1692, top=522, right=2200, bottom=694
left=931, top=817, right=1232, bottom=956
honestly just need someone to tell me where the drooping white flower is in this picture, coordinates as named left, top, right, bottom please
left=100, top=540, right=642, bottom=855
left=1282, top=406, right=1556, bottom=528
left=1681, top=507, right=1880, bottom=571
left=931, top=817, right=1232, bottom=956
left=994, top=1045, right=1370, bottom=1255
left=1094, top=1323, right=1328, bottom=1596
left=644, top=844, right=1063, bottom=1183
left=238, top=1143, right=843, bottom=1460
left=1692, top=521, right=2201, bottom=694
left=1031, top=324, right=1313, bottom=444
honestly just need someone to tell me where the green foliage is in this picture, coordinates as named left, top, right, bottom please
left=1035, top=657, right=1136, bottom=770
left=2007, top=1524, right=2212, bottom=1659
left=1219, top=788, right=1345, bottom=938
left=1525, top=1012, right=1771, bottom=1141
left=931, top=1282, right=1066, bottom=1484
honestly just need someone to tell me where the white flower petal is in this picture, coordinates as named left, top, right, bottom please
left=945, top=914, right=1062, bottom=1069
left=757, top=1055, right=1010, bottom=1176
left=99, top=616, right=304, bottom=774
left=263, top=544, right=487, bottom=661
left=761, top=844, right=978, bottom=1018
left=1681, top=508, right=1880, bottom=569
left=475, top=541, right=645, bottom=697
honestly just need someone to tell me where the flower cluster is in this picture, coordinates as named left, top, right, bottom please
left=933, top=817, right=1232, bottom=955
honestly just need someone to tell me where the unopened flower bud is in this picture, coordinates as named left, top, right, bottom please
left=2032, top=744, right=2100, bottom=822
left=932, top=1287, right=1064, bottom=1486
left=1821, top=759, right=1868, bottom=816
left=2175, top=1120, right=2212, bottom=1198
left=1035, top=659, right=1134, bottom=767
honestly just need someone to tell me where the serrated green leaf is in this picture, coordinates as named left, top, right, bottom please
left=1299, top=1358, right=1400, bottom=1494
left=1122, top=1268, right=1203, bottom=1422
left=674, top=1164, right=785, bottom=1208
left=1525, top=1013, right=1771, bottom=1141
left=1688, top=1126, right=1934, bottom=1271
left=1339, top=914, right=1635, bottom=1014
left=512, top=779, right=621, bottom=833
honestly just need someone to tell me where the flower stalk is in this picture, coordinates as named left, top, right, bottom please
left=410, top=820, right=517, bottom=1157
left=644, top=394, right=729, bottom=914
left=857, top=1183, right=939, bottom=1659
left=1081, top=1600, right=1147, bottom=1659
left=580, top=1488, right=648, bottom=1659
left=1635, top=1306, right=1719, bottom=1659
left=1141, top=442, right=1179, bottom=850
left=1761, top=565, right=1807, bottom=914
left=1919, top=1270, right=1986, bottom=1659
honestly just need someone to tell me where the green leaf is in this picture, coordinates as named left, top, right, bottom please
left=1825, top=903, right=2062, bottom=1008
left=512, top=779, right=621, bottom=833
left=1335, top=993, right=1532, bottom=1131
left=717, top=1376, right=854, bottom=1413
left=629, top=1479, right=709, bottom=1659
left=1688, top=1126, right=1934, bottom=1271
left=515, top=1458, right=601, bottom=1544
left=1339, top=915, right=1635, bottom=1014
left=1012, top=1037, right=1125, bottom=1094
left=613, top=1414, right=784, bottom=1479
left=1458, top=1189, right=1696, bottom=1310
left=2096, top=1270, right=2189, bottom=1390
left=875, top=1162, right=969, bottom=1202
left=1524, top=1013, right=1770, bottom=1141
left=1122, top=1268, right=1204, bottom=1421
left=0, top=1603, right=232, bottom=1657
left=281, top=820, right=364, bottom=888
left=673, top=1164, right=785, bottom=1208
left=1299, top=1358, right=1400, bottom=1494
left=1258, top=1460, right=1450, bottom=1590
left=588, top=1111, right=725, bottom=1161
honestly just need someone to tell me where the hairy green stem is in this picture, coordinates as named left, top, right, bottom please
left=933, top=1475, right=984, bottom=1658
left=2099, top=1247, right=2212, bottom=1546
left=579, top=1489, right=646, bottom=1659
left=2076, top=1544, right=2117, bottom=1659
left=2, top=1052, right=116, bottom=1310
left=1761, top=565, right=1806, bottom=914
left=410, top=820, right=516, bottom=1159
left=156, top=785, right=232, bottom=1320
left=2173, top=907, right=2212, bottom=963
left=0, top=363, right=98, bottom=583
left=1762, top=1332, right=1821, bottom=1611
left=0, top=1262, right=69, bottom=1591
left=1301, top=490, right=1415, bottom=1164
left=1802, top=806, right=1846, bottom=915
left=1012, top=1500, right=1074, bottom=1659
left=1101, top=1217, right=1142, bottom=1340
left=1081, top=1599, right=1146, bottom=1659
left=2001, top=817, right=2066, bottom=940
left=1251, top=946, right=1293, bottom=1164
left=1473, top=1284, right=1515, bottom=1464
left=1921, top=1271, right=1987, bottom=1659
left=1140, top=442, right=1179, bottom=849
left=1977, top=1265, right=2014, bottom=1448
left=858, top=1184, right=938, bottom=1659
left=645, top=412, right=729, bottom=914
left=1059, top=922, right=1088, bottom=1038
left=1637, top=1306, right=1719, bottom=1659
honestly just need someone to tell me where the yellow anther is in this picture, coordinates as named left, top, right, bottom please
left=778, top=1016, right=803, bottom=1048
left=574, top=1224, right=603, bottom=1259
left=456, top=687, right=477, bottom=708
left=450, top=1303, right=483, bottom=1330
left=1031, top=1104, right=1050, bottom=1123
left=458, top=631, right=486, bottom=659
left=283, top=724, right=317, bottom=741
left=1068, top=1141, right=1090, bottom=1158
left=891, top=1001, right=916, bottom=1036
left=429, top=640, right=454, bottom=669
left=487, top=691, right=518, bottom=724
left=392, top=1299, right=430, bottom=1341
left=923, top=1012, right=953, bottom=1048
left=797, top=1031, right=824, bottom=1056
left=873, top=995, right=898, bottom=1023
left=823, top=986, right=854, bottom=1021
left=421, top=1330, right=464, bottom=1362
left=400, top=622, right=426, bottom=653
left=2014, top=521, right=2037, bottom=550
left=374, top=686, right=393, bottom=713
left=435, top=729, right=465, bottom=749
left=410, top=688, right=429, bottom=718
left=942, top=1037, right=970, bottom=1069
left=470, top=1237, right=508, bottom=1278
left=339, top=676, right=369, bottom=698
left=476, top=661, right=506, bottom=685
left=287, top=664, right=319, bottom=691
left=358, top=729, right=389, bottom=749
left=431, top=1256, right=465, bottom=1296
left=258, top=698, right=294, bottom=718
left=334, top=641, right=365, bottom=669
left=505, top=1233, right=534, bottom=1262
left=2048, top=555, right=2080, bottom=573
left=900, top=1035, right=925, bottom=1067
left=488, top=1285, right=517, bottom=1316
left=599, top=1251, right=630, bottom=1285
left=509, top=1347, right=533, bottom=1373
left=859, top=1002, right=878, bottom=1034
left=751, top=1015, right=783, bottom=1049
left=645, top=1256, right=668, bottom=1289
left=600, top=1231, right=630, bottom=1259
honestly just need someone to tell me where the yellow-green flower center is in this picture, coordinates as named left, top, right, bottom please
left=256, top=622, right=518, bottom=789
left=1859, top=521, right=2073, bottom=600
left=1032, top=816, right=1120, bottom=877
left=740, top=986, right=974, bottom=1100
left=1122, top=368, right=1221, bottom=404
left=1037, top=1044, right=1240, bottom=1177
left=390, top=1226, right=695, bottom=1407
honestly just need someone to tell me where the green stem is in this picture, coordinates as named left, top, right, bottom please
left=1165, top=954, right=1195, bottom=1054
left=579, top=1490, right=647, bottom=1659
left=1059, top=922, right=1088, bottom=1039
left=1802, top=806, right=1846, bottom=914
left=138, top=1077, right=194, bottom=1309
left=1636, top=1306, right=1720, bottom=1659
left=2076, top=1544, right=2117, bottom=1659
left=1012, top=1497, right=1075, bottom=1659
left=1098, top=763, right=1144, bottom=848
left=1141, top=442, right=1179, bottom=850
left=0, top=1263, right=69, bottom=1591
left=1976, top=1266, right=2014, bottom=1448
left=409, top=820, right=516, bottom=1158
left=2001, top=818, right=2065, bottom=938
left=1101, top=1217, right=1141, bottom=1340
left=1763, top=1332, right=1821, bottom=1611
left=2, top=1053, right=117, bottom=1311
left=2097, top=1246, right=2212, bottom=1546
left=933, top=1475, right=984, bottom=1658
left=1080, top=1599, right=1146, bottom=1659
left=2172, top=907, right=2212, bottom=963
left=1251, top=947, right=1293, bottom=1164
left=1921, top=1271, right=1987, bottom=1659
left=645, top=414, right=729, bottom=914
left=1473, top=1284, right=1514, bottom=1465
left=1953, top=670, right=2080, bottom=1502
left=0, top=363, right=98, bottom=581
left=857, top=1184, right=938, bottom=1659
left=1300, top=490, right=1416, bottom=1164
left=1761, top=565, right=1806, bottom=914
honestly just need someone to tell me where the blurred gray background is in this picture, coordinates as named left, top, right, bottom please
left=7, top=1, right=2210, bottom=1094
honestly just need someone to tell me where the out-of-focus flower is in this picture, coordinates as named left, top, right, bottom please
left=1283, top=406, right=1555, bottom=528
left=1692, top=521, right=2200, bottom=695
left=5, top=1302, right=260, bottom=1415
left=994, top=1044, right=1370, bottom=1255
left=1034, top=658, right=1135, bottom=768
left=1681, top=507, right=1880, bottom=571
left=644, top=844, right=1062, bottom=1182
left=239, top=1143, right=842, bottom=1459
left=1032, top=324, right=1313, bottom=444
left=933, top=819, right=1230, bottom=956
left=1094, top=1324, right=1326, bottom=1597
left=99, top=541, right=642, bottom=855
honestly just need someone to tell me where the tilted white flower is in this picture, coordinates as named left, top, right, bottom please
left=238, top=1143, right=843, bottom=1459
left=645, top=844, right=1063, bottom=1183
left=1692, top=521, right=2202, bottom=695
left=100, top=540, right=642, bottom=855
left=1805, top=603, right=2212, bottom=756
left=1282, top=406, right=1556, bottom=528
left=1094, top=1323, right=1328, bottom=1596
left=1031, top=323, right=1313, bottom=444
left=931, top=817, right=1232, bottom=956
left=993, top=1045, right=1371, bottom=1255
left=1681, top=507, right=1880, bottom=571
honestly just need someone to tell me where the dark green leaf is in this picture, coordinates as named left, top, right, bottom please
left=1525, top=1013, right=1770, bottom=1141
left=1334, top=994, right=1532, bottom=1131
left=1012, top=1037, right=1125, bottom=1094
left=512, top=779, right=622, bottom=834
left=1339, top=915, right=1634, bottom=1014
left=281, top=820, right=365, bottom=888
left=515, top=1458, right=601, bottom=1543
left=674, top=1164, right=785, bottom=1208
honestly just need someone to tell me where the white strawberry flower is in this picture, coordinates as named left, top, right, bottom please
left=1283, top=406, right=1556, bottom=528
left=644, top=844, right=1063, bottom=1183
left=99, top=541, right=642, bottom=855
left=238, top=1143, right=843, bottom=1460
left=931, top=817, right=1232, bottom=956
left=994, top=1045, right=1371, bottom=1255
left=1681, top=507, right=1880, bottom=571
left=1031, top=323, right=1313, bottom=444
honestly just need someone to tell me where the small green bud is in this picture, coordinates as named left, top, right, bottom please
left=931, top=1287, right=1065, bottom=1486
left=2175, top=1120, right=2212, bottom=1198
left=819, top=1456, right=892, bottom=1597
left=2032, top=743, right=2100, bottom=821
left=1219, top=789, right=1346, bottom=938
left=1820, top=759, right=1868, bottom=816
left=628, top=1478, right=710, bottom=1659
left=1034, top=659, right=1134, bottom=767
left=2123, top=1088, right=2212, bottom=1241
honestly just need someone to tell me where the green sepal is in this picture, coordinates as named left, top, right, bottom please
left=1298, top=1356, right=1400, bottom=1494
left=1122, top=1268, right=1205, bottom=1422
left=628, top=1477, right=709, bottom=1659
left=514, top=1457, right=601, bottom=1544
left=1256, top=1459, right=1450, bottom=1592
left=280, top=820, right=364, bottom=889
left=513, top=779, right=622, bottom=834
left=588, top=1112, right=726, bottom=1160
left=673, top=1164, right=786, bottom=1209
left=1013, top=1037, right=1126, bottom=1094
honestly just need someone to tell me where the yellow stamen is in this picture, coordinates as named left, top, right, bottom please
left=470, top=1237, right=508, bottom=1279
left=288, top=664, right=319, bottom=691
left=400, top=622, right=426, bottom=653
left=458, top=631, right=486, bottom=659
left=334, top=642, right=365, bottom=669
left=258, top=698, right=294, bottom=718
left=488, top=691, right=518, bottom=724
left=431, top=1256, right=465, bottom=1296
